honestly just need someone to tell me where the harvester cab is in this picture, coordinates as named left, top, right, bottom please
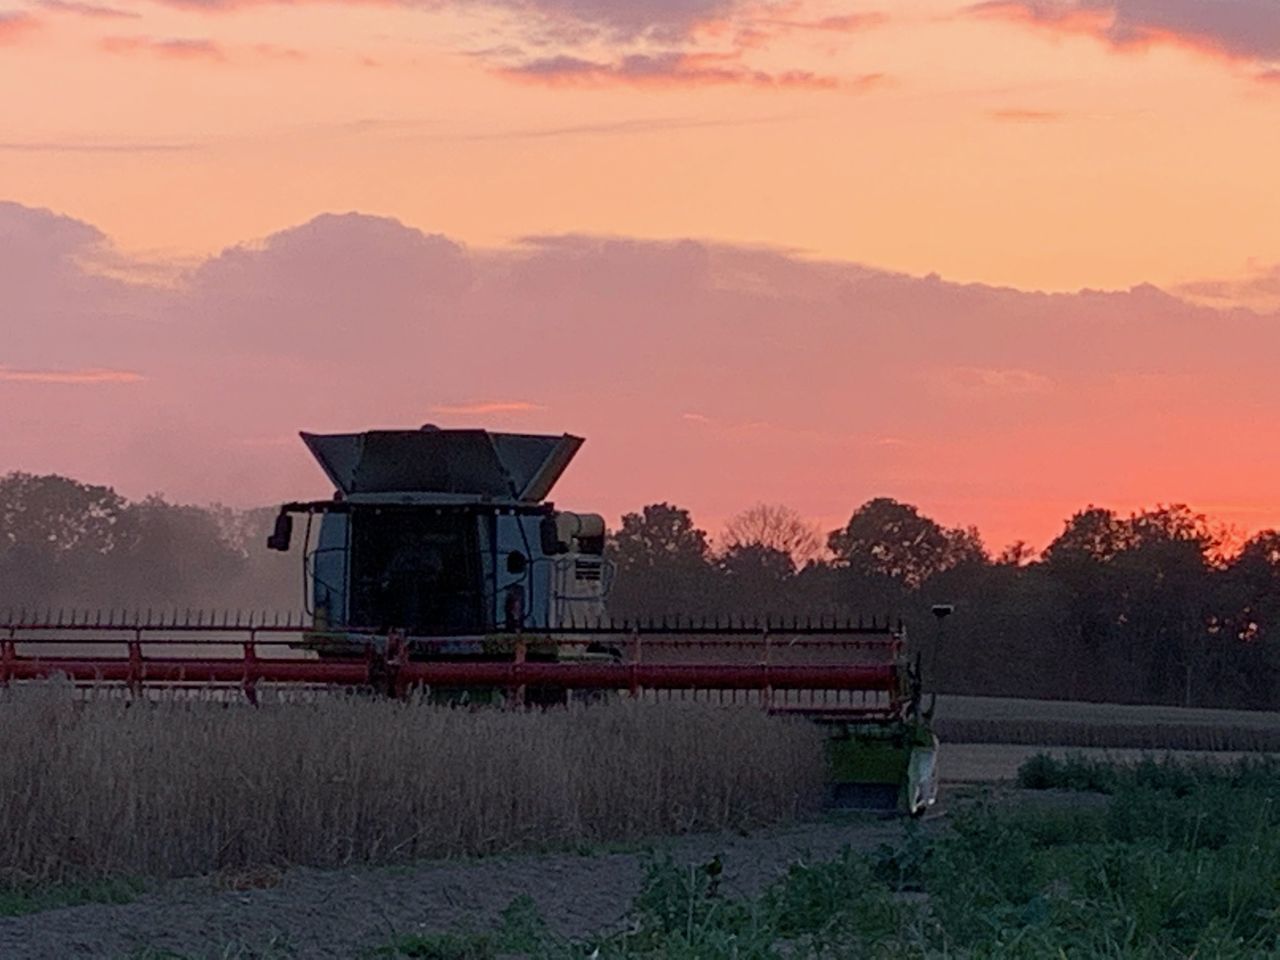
left=267, top=426, right=612, bottom=653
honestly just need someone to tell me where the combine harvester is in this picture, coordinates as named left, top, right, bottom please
left=1, top=427, right=938, bottom=814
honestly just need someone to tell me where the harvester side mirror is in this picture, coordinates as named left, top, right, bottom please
left=267, top=511, right=293, bottom=552
left=540, top=515, right=566, bottom=556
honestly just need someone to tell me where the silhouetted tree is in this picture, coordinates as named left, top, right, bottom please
left=717, top=543, right=795, bottom=616
left=828, top=498, right=987, bottom=589
left=721, top=504, right=822, bottom=571
left=0, top=473, right=131, bottom=606
left=0, top=472, right=128, bottom=556
left=117, top=496, right=247, bottom=608
left=0, top=472, right=296, bottom=614
left=1042, top=504, right=1221, bottom=704
left=996, top=541, right=1036, bottom=567
left=1043, top=506, right=1128, bottom=565
left=606, top=503, right=715, bottom=618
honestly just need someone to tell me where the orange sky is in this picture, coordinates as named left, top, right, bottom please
left=2, top=0, right=1279, bottom=552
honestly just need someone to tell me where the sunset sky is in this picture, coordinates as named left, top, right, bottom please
left=2, top=0, right=1279, bottom=553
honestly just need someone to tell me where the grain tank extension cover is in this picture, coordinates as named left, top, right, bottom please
left=301, top=429, right=583, bottom=501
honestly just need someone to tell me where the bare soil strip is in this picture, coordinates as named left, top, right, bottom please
left=0, top=816, right=907, bottom=960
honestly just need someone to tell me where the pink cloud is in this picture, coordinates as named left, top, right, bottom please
left=732, top=9, right=886, bottom=50
left=1176, top=262, right=1280, bottom=310
left=11, top=201, right=1280, bottom=550
left=990, top=108, right=1066, bottom=121
left=0, top=367, right=144, bottom=385
left=948, top=366, right=1055, bottom=395
left=0, top=11, right=39, bottom=43
left=428, top=401, right=547, bottom=414
left=252, top=42, right=307, bottom=61
left=38, top=0, right=138, bottom=18
left=132, top=1, right=886, bottom=90
left=0, top=138, right=195, bottom=153
left=754, top=10, right=887, bottom=34
left=498, top=51, right=876, bottom=89
left=147, top=0, right=747, bottom=42
left=131, top=0, right=881, bottom=50
left=497, top=0, right=744, bottom=42
left=968, top=0, right=1280, bottom=69
left=101, top=35, right=227, bottom=61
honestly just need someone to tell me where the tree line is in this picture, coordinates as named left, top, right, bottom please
left=0, top=473, right=296, bottom=617
left=2, top=472, right=1278, bottom=709
left=603, top=500, right=1280, bottom=710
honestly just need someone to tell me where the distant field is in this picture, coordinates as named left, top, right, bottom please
left=940, top=743, right=1274, bottom=782
left=935, top=694, right=1280, bottom=751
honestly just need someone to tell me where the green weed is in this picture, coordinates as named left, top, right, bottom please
left=0, top=875, right=148, bottom=917
left=375, top=757, right=1280, bottom=959
left=369, top=895, right=563, bottom=960
left=122, top=937, right=295, bottom=960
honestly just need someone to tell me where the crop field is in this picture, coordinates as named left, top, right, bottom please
left=934, top=693, right=1280, bottom=751
left=4, top=683, right=1280, bottom=959
left=0, top=683, right=824, bottom=886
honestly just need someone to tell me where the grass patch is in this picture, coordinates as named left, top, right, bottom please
left=374, top=756, right=1280, bottom=959
left=122, top=940, right=295, bottom=960
left=366, top=896, right=556, bottom=960
left=0, top=875, right=147, bottom=917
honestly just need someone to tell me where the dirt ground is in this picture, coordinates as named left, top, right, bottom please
left=1, top=815, right=911, bottom=960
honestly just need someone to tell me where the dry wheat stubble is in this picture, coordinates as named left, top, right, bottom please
left=0, top=681, right=825, bottom=885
